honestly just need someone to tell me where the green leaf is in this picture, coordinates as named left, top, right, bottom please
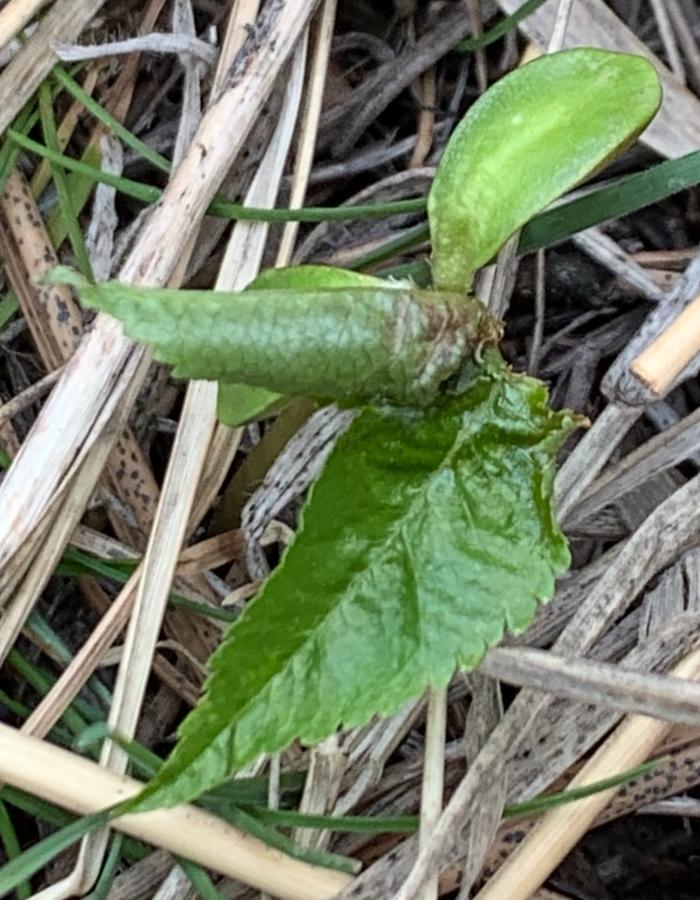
left=52, top=267, right=500, bottom=406
left=429, top=48, right=662, bottom=292
left=457, top=0, right=549, bottom=52
left=126, top=354, right=577, bottom=812
left=248, top=265, right=387, bottom=290
left=218, top=266, right=388, bottom=426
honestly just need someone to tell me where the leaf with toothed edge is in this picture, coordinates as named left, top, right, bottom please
left=118, top=352, right=579, bottom=813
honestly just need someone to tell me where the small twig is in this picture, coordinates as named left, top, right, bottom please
left=465, top=0, right=488, bottom=93
left=0, top=367, right=63, bottom=427
left=409, top=67, right=436, bottom=168
left=630, top=291, right=700, bottom=396
left=472, top=647, right=700, bottom=900
left=482, top=645, right=700, bottom=726
left=0, top=723, right=351, bottom=900
left=648, top=0, right=686, bottom=83
left=527, top=249, right=546, bottom=374
left=573, top=229, right=666, bottom=303
left=640, top=796, right=700, bottom=818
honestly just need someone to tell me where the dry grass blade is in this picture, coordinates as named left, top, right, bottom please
left=68, top=7, right=309, bottom=894
left=648, top=0, right=685, bottom=82
left=0, top=0, right=109, bottom=136
left=276, top=0, right=337, bottom=263
left=0, top=0, right=319, bottom=585
left=457, top=674, right=505, bottom=899
left=571, top=405, right=700, bottom=524
left=0, top=0, right=48, bottom=52
left=0, top=723, right=351, bottom=900
left=631, top=291, right=700, bottom=394
left=473, top=646, right=700, bottom=900
left=482, top=646, right=700, bottom=725
left=556, top=256, right=700, bottom=518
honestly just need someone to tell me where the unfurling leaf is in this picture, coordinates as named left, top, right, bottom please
left=429, top=48, right=662, bottom=292
left=125, top=354, right=579, bottom=812
left=218, top=265, right=390, bottom=425
left=52, top=266, right=500, bottom=406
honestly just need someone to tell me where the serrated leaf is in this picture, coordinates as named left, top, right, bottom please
left=52, top=266, right=500, bottom=406
left=429, top=48, right=662, bottom=292
left=218, top=265, right=389, bottom=426
left=126, top=355, right=578, bottom=813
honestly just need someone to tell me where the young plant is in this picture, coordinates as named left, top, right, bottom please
left=52, top=49, right=661, bottom=813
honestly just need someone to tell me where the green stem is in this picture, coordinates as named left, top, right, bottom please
left=8, top=129, right=426, bottom=224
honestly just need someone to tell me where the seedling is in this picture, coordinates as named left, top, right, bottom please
left=53, top=49, right=661, bottom=813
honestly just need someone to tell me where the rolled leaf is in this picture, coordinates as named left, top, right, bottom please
left=54, top=267, right=500, bottom=406
left=219, top=265, right=390, bottom=425
left=429, top=48, right=662, bottom=292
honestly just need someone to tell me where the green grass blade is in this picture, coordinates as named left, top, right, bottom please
left=9, top=129, right=160, bottom=204
left=244, top=806, right=419, bottom=834
left=59, top=548, right=238, bottom=624
left=0, top=788, right=146, bottom=863
left=520, top=149, right=700, bottom=254
left=7, top=647, right=105, bottom=731
left=0, top=102, right=40, bottom=196
left=52, top=67, right=171, bottom=175
left=38, top=83, right=94, bottom=280
left=457, top=0, right=549, bottom=51
left=7, top=650, right=88, bottom=735
left=0, top=810, right=111, bottom=897
left=9, top=129, right=426, bottom=223
left=86, top=833, right=123, bottom=900
left=176, top=858, right=224, bottom=900
left=25, top=610, right=112, bottom=711
left=0, top=800, right=31, bottom=900
left=0, top=689, right=75, bottom=748
left=0, top=293, right=19, bottom=330
left=504, top=758, right=661, bottom=818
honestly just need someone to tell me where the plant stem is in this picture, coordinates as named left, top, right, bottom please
left=419, top=686, right=447, bottom=900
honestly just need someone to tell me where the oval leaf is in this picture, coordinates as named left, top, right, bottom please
left=54, top=267, right=500, bottom=406
left=126, top=354, right=578, bottom=812
left=429, top=48, right=662, bottom=291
